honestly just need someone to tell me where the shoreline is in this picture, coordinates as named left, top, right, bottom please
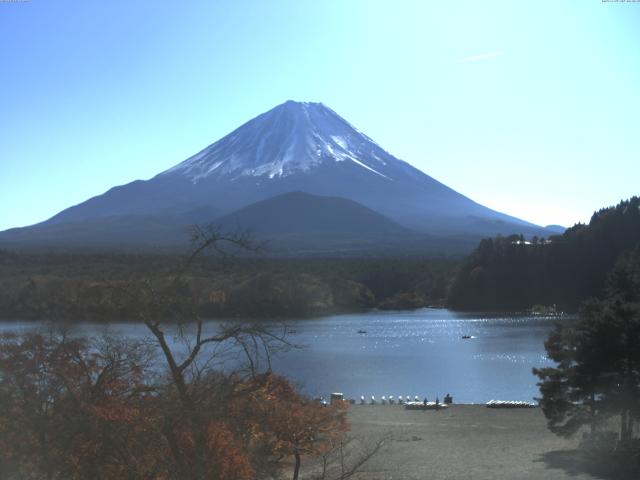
left=314, top=404, right=603, bottom=480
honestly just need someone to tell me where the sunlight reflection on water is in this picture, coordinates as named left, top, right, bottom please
left=0, top=309, right=573, bottom=403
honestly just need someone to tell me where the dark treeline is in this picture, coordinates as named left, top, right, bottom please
left=448, top=197, right=640, bottom=311
left=0, top=251, right=456, bottom=320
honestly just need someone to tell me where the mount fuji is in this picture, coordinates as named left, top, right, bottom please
left=0, top=101, right=553, bottom=253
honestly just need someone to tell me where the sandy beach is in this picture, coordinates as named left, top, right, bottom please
left=317, top=404, right=611, bottom=480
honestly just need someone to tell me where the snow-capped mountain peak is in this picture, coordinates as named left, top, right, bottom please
left=162, top=100, right=394, bottom=182
left=2, top=99, right=553, bottom=250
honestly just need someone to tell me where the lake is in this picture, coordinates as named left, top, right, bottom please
left=0, top=308, right=568, bottom=404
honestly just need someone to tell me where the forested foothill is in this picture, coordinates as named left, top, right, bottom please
left=0, top=249, right=454, bottom=321
left=3, top=197, right=640, bottom=321
left=447, top=197, right=640, bottom=312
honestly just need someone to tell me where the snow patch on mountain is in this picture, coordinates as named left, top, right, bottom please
left=161, top=101, right=395, bottom=182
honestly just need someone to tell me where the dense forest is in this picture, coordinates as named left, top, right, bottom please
left=0, top=251, right=455, bottom=321
left=447, top=197, right=640, bottom=311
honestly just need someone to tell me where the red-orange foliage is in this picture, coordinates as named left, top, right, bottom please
left=0, top=334, right=349, bottom=480
left=234, top=374, right=349, bottom=479
left=205, top=421, right=255, bottom=480
left=0, top=332, right=163, bottom=479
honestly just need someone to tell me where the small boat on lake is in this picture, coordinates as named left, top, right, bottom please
left=357, top=329, right=367, bottom=334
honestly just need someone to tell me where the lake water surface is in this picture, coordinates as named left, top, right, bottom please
left=0, top=309, right=568, bottom=403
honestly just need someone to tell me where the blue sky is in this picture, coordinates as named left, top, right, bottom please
left=1, top=0, right=639, bottom=231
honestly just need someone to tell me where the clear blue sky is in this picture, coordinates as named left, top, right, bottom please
left=1, top=0, right=639, bottom=231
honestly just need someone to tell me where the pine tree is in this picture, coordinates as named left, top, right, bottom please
left=534, top=244, right=640, bottom=445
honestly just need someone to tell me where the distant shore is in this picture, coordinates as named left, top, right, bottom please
left=307, top=404, right=604, bottom=480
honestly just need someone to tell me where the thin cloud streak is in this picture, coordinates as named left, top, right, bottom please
left=458, top=51, right=504, bottom=62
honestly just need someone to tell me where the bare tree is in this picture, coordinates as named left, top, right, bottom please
left=314, top=434, right=390, bottom=480
left=111, top=225, right=295, bottom=479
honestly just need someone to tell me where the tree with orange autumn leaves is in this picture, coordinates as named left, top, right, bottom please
left=0, top=331, right=352, bottom=480
left=234, top=374, right=349, bottom=480
left=0, top=331, right=162, bottom=479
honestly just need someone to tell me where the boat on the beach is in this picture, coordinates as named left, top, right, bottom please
left=486, top=400, right=536, bottom=408
left=404, top=401, right=447, bottom=411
